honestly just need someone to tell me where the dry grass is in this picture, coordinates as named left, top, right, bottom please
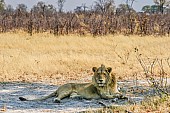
left=83, top=96, right=170, bottom=113
left=125, top=95, right=170, bottom=113
left=0, top=32, right=170, bottom=84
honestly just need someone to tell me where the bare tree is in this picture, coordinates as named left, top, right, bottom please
left=57, top=0, right=66, bottom=13
left=116, top=4, right=130, bottom=14
left=94, top=0, right=115, bottom=14
left=16, top=4, right=27, bottom=12
left=74, top=4, right=88, bottom=13
left=125, top=0, right=135, bottom=12
left=153, top=0, right=170, bottom=13
left=5, top=5, right=14, bottom=12
left=31, top=1, right=45, bottom=14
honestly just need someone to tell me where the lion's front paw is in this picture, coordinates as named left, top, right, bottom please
left=118, top=94, right=128, bottom=100
left=105, top=94, right=114, bottom=98
left=73, top=96, right=84, bottom=100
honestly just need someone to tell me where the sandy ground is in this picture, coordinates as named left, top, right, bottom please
left=1, top=79, right=169, bottom=113
left=0, top=82, right=107, bottom=113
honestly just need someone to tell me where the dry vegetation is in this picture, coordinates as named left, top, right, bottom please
left=0, top=32, right=169, bottom=84
left=0, top=32, right=170, bottom=112
left=83, top=96, right=170, bottom=113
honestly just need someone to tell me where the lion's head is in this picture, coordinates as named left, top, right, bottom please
left=92, top=64, right=112, bottom=87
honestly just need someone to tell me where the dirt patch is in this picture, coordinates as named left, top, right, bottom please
left=1, top=79, right=169, bottom=113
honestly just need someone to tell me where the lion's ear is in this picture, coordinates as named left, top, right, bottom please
left=92, top=67, right=97, bottom=72
left=107, top=67, right=112, bottom=73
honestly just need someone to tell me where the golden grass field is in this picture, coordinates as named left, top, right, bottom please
left=0, top=32, right=170, bottom=84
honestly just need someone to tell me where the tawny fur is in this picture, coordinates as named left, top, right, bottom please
left=19, top=64, right=124, bottom=103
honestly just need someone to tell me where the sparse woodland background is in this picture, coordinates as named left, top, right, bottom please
left=0, top=0, right=169, bottom=36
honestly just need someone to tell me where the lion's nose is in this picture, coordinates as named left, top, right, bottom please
left=99, top=79, right=103, bottom=82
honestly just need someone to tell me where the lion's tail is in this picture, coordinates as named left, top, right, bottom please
left=19, top=91, right=57, bottom=101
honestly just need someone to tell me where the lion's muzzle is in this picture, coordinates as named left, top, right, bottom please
left=97, top=79, right=106, bottom=87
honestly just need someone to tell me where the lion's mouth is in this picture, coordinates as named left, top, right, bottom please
left=98, top=82, right=105, bottom=87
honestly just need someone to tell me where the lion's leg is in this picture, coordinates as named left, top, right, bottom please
left=70, top=92, right=80, bottom=98
left=109, top=92, right=128, bottom=99
left=54, top=91, right=73, bottom=103
left=101, top=92, right=127, bottom=99
left=109, top=93, right=128, bottom=99
left=53, top=83, right=74, bottom=103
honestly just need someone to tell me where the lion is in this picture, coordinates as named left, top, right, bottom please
left=19, top=64, right=125, bottom=103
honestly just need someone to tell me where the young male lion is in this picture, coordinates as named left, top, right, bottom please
left=19, top=64, right=124, bottom=103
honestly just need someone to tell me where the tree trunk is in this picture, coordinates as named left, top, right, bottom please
left=160, top=3, right=164, bottom=14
